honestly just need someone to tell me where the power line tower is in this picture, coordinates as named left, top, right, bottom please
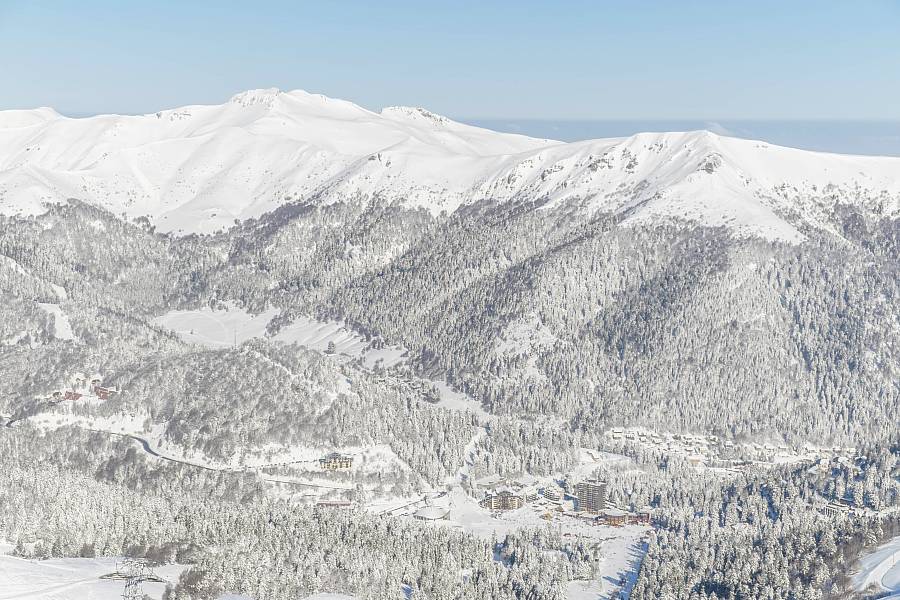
left=122, top=576, right=144, bottom=600
left=120, top=557, right=157, bottom=600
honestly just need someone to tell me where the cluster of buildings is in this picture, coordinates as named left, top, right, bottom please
left=477, top=478, right=539, bottom=511
left=48, top=373, right=117, bottom=404
left=608, top=428, right=720, bottom=466
left=567, top=479, right=652, bottom=526
left=606, top=427, right=857, bottom=470
left=476, top=475, right=654, bottom=528
left=818, top=498, right=875, bottom=520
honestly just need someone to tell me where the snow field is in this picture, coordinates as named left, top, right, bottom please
left=152, top=304, right=407, bottom=367
left=35, top=303, right=75, bottom=341
left=0, top=544, right=182, bottom=600
left=0, top=546, right=356, bottom=600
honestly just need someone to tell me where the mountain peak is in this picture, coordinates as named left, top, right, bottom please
left=381, top=106, right=452, bottom=127
left=229, top=88, right=284, bottom=108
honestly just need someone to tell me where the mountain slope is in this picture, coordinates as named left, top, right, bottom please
left=1, top=89, right=898, bottom=239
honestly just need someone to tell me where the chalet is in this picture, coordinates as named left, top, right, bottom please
left=94, top=386, right=117, bottom=401
left=320, top=452, right=353, bottom=471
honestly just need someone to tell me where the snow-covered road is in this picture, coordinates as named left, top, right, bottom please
left=855, top=535, right=900, bottom=598
left=93, top=430, right=354, bottom=492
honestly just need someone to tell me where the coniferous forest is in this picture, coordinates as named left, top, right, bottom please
left=0, top=193, right=897, bottom=599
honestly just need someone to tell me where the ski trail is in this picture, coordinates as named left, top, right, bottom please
left=0, top=576, right=97, bottom=600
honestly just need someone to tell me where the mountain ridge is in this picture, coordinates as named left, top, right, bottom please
left=1, top=88, right=898, bottom=240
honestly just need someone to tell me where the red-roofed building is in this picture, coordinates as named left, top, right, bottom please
left=94, top=386, right=117, bottom=400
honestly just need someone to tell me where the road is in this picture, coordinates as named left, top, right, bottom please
left=91, top=429, right=354, bottom=491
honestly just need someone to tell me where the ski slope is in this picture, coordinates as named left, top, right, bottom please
left=2, top=89, right=899, bottom=240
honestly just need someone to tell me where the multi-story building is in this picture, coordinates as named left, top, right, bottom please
left=822, top=500, right=851, bottom=519
left=541, top=486, right=562, bottom=502
left=574, top=479, right=607, bottom=514
left=320, top=452, right=353, bottom=471
left=601, top=508, right=628, bottom=526
left=480, top=490, right=525, bottom=511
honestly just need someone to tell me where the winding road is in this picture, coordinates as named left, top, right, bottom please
left=90, top=429, right=354, bottom=491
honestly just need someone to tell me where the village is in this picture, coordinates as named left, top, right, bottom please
left=29, top=372, right=872, bottom=572
left=45, top=372, right=119, bottom=404
left=26, top=378, right=873, bottom=532
left=309, top=445, right=653, bottom=534
left=468, top=475, right=652, bottom=527
left=604, top=426, right=858, bottom=473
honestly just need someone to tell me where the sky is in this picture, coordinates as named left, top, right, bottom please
left=2, top=1, right=900, bottom=154
left=2, top=0, right=899, bottom=120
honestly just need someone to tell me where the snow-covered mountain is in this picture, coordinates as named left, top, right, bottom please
left=1, top=87, right=899, bottom=240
